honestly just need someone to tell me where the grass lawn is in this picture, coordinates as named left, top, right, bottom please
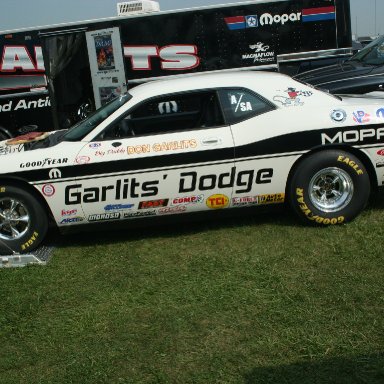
left=1, top=198, right=383, bottom=384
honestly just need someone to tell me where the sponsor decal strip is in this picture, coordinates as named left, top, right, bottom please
left=302, top=6, right=336, bottom=22
left=7, top=123, right=384, bottom=185
left=224, top=16, right=246, bottom=30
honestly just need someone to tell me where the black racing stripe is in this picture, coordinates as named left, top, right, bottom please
left=11, top=146, right=235, bottom=183
left=235, top=123, right=384, bottom=158
left=7, top=123, right=384, bottom=183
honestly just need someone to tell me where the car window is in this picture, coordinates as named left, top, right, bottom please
left=63, top=93, right=132, bottom=141
left=349, top=35, right=384, bottom=66
left=219, top=88, right=274, bottom=124
left=99, top=90, right=225, bottom=139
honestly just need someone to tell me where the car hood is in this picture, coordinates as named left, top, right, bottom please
left=294, top=61, right=375, bottom=87
left=0, top=130, right=68, bottom=158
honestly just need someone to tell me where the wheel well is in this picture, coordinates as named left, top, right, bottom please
left=0, top=177, right=56, bottom=225
left=285, top=145, right=378, bottom=198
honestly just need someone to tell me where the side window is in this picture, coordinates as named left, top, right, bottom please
left=219, top=88, right=274, bottom=124
left=100, top=90, right=224, bottom=139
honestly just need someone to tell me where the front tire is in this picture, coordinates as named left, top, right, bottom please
left=289, top=150, right=370, bottom=225
left=0, top=185, right=48, bottom=254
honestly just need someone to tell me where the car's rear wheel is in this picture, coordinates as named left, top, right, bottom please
left=289, top=150, right=370, bottom=225
left=0, top=185, right=48, bottom=254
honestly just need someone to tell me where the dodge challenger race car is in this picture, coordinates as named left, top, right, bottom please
left=1, top=71, right=384, bottom=254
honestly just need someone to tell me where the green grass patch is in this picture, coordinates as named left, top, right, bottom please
left=1, top=200, right=383, bottom=383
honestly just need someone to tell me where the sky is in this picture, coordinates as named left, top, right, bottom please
left=0, top=0, right=381, bottom=37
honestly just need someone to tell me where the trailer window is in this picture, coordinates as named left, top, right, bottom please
left=219, top=89, right=274, bottom=124
left=100, top=90, right=224, bottom=139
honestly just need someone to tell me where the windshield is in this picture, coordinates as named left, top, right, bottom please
left=62, top=93, right=132, bottom=141
left=349, top=35, right=384, bottom=66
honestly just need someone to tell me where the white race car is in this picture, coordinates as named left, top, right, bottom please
left=1, top=71, right=384, bottom=253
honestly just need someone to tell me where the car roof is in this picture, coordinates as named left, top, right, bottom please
left=128, top=71, right=293, bottom=99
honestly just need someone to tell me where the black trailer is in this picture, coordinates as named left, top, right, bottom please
left=0, top=0, right=352, bottom=139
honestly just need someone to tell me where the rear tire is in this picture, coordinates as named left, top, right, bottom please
left=289, top=150, right=370, bottom=225
left=0, top=185, right=48, bottom=254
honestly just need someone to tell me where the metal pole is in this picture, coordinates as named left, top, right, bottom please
left=375, top=0, right=377, bottom=36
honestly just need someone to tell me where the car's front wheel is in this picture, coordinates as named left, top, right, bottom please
left=289, top=150, right=370, bottom=225
left=0, top=185, right=48, bottom=254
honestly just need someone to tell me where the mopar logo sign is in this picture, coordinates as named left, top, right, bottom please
left=260, top=12, right=301, bottom=25
left=321, top=128, right=384, bottom=144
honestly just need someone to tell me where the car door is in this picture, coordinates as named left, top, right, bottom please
left=73, top=89, right=235, bottom=223
left=218, top=88, right=286, bottom=207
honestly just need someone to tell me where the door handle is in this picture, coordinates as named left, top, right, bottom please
left=202, top=137, right=221, bottom=146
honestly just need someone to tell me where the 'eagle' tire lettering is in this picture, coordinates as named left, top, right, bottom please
left=289, top=150, right=369, bottom=225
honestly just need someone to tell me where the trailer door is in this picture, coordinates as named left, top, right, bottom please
left=40, top=29, right=94, bottom=130
left=86, top=27, right=128, bottom=110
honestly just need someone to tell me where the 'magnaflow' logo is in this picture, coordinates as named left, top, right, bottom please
left=242, top=43, right=274, bottom=63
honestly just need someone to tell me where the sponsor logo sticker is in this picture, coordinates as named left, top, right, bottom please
left=273, top=87, right=312, bottom=107
left=259, top=12, right=301, bottom=26
left=206, top=194, right=230, bottom=209
left=172, top=195, right=204, bottom=205
left=353, top=110, right=371, bottom=124
left=225, top=12, right=300, bottom=30
left=232, top=193, right=285, bottom=207
left=158, top=206, right=187, bottom=215
left=124, top=210, right=157, bottom=218
left=258, top=193, right=285, bottom=204
left=89, top=142, right=102, bottom=148
left=104, top=203, right=134, bottom=211
left=49, top=168, right=62, bottom=179
left=76, top=156, right=91, bottom=164
left=138, top=199, right=169, bottom=209
left=42, top=184, right=55, bottom=197
left=330, top=109, right=347, bottom=123
left=376, top=108, right=384, bottom=118
left=242, top=43, right=274, bottom=63
left=88, top=212, right=121, bottom=222
left=20, top=158, right=68, bottom=169
left=61, top=209, right=78, bottom=217
left=245, top=15, right=258, bottom=28
left=60, top=217, right=84, bottom=224
left=377, top=149, right=384, bottom=156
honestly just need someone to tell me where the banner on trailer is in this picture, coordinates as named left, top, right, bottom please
left=86, top=27, right=127, bottom=109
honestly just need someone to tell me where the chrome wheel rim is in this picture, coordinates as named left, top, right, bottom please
left=77, top=101, right=93, bottom=120
left=0, top=197, right=30, bottom=241
left=309, top=167, right=354, bottom=213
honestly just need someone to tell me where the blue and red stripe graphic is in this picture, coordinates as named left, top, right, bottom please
left=224, top=16, right=246, bottom=30
left=302, top=6, right=336, bottom=22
